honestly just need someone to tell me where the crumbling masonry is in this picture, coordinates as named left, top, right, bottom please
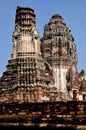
left=0, top=6, right=86, bottom=103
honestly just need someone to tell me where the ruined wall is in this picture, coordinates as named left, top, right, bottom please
left=0, top=101, right=86, bottom=129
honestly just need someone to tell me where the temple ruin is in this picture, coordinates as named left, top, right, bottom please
left=0, top=6, right=86, bottom=103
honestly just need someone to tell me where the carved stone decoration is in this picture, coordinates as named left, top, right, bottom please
left=0, top=7, right=86, bottom=102
left=0, top=6, right=56, bottom=103
left=41, top=14, right=78, bottom=100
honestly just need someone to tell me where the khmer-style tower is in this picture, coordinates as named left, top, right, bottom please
left=0, top=6, right=56, bottom=103
left=41, top=14, right=78, bottom=100
left=0, top=6, right=85, bottom=102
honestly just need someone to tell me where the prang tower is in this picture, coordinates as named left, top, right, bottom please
left=41, top=14, right=78, bottom=100
left=1, top=6, right=85, bottom=102
left=0, top=6, right=56, bottom=103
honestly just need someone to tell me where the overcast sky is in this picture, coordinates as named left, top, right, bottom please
left=0, top=0, right=86, bottom=76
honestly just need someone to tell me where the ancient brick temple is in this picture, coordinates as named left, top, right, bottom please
left=0, top=6, right=86, bottom=103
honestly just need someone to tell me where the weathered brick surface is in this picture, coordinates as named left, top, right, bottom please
left=0, top=101, right=86, bottom=129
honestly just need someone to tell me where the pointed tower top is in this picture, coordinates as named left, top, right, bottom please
left=15, top=6, right=36, bottom=30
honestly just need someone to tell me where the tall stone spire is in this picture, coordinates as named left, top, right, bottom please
left=12, top=6, right=41, bottom=59
left=41, top=14, right=78, bottom=100
left=0, top=6, right=55, bottom=103
left=0, top=7, right=84, bottom=102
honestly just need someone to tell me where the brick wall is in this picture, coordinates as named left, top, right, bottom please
left=0, top=101, right=86, bottom=129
